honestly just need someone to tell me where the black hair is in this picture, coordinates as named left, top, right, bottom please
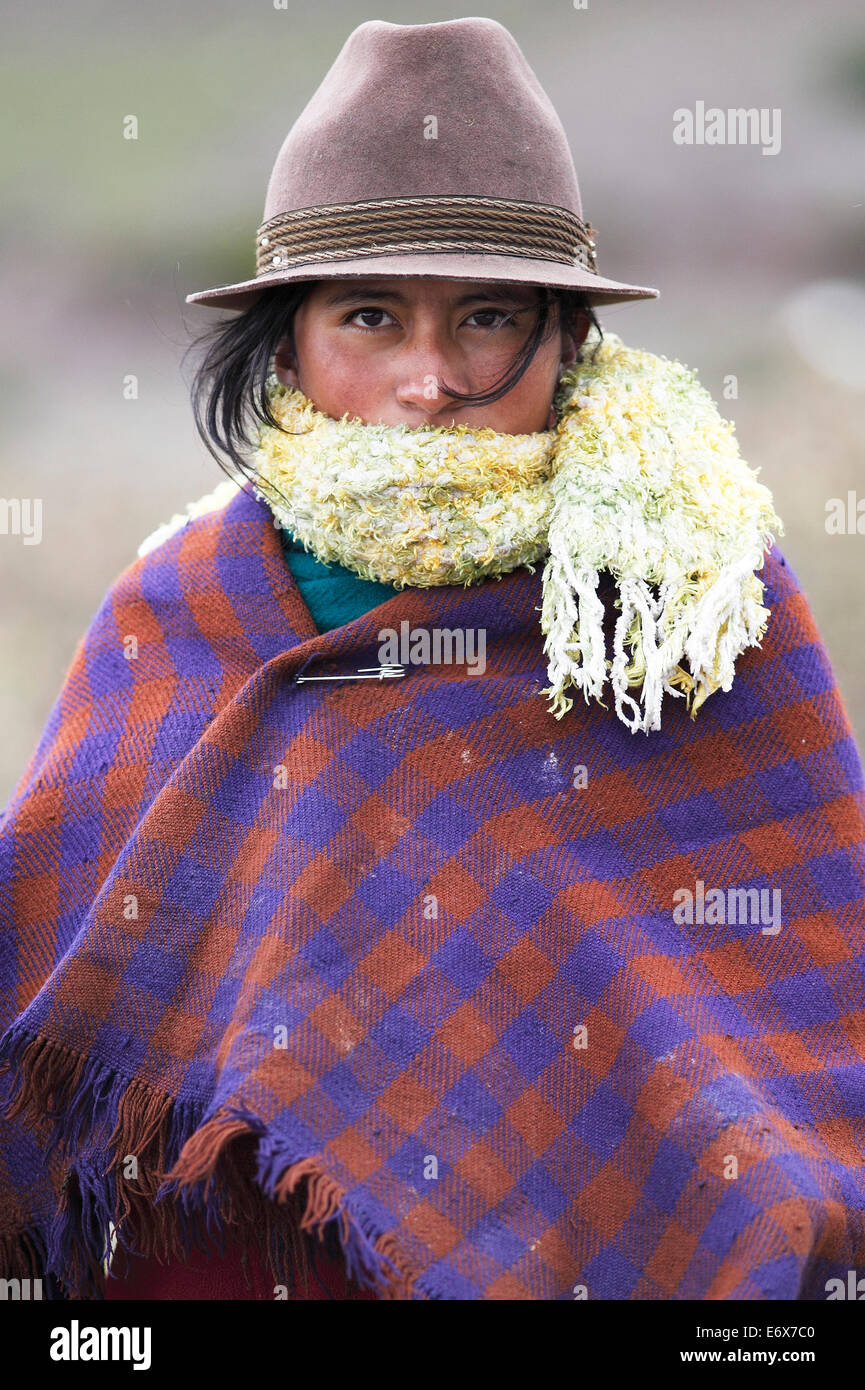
left=183, top=281, right=604, bottom=488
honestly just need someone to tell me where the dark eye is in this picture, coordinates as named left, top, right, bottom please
left=347, top=308, right=394, bottom=329
left=467, top=309, right=506, bottom=328
left=467, top=307, right=527, bottom=330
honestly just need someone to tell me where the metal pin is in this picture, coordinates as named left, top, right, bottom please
left=295, top=664, right=406, bottom=684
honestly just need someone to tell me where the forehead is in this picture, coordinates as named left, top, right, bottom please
left=311, top=277, right=541, bottom=307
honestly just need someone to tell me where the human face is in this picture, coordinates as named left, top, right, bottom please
left=272, top=278, right=590, bottom=432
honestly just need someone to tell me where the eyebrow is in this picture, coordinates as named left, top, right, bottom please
left=321, top=286, right=535, bottom=309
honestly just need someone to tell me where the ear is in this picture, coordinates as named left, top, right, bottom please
left=559, top=309, right=591, bottom=371
left=574, top=310, right=592, bottom=350
left=273, top=335, right=300, bottom=389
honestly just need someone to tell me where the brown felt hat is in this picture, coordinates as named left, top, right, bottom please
left=186, top=17, right=660, bottom=311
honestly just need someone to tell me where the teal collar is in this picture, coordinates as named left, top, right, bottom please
left=279, top=527, right=398, bottom=634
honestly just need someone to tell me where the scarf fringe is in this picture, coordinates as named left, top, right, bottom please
left=0, top=1025, right=417, bottom=1300
left=539, top=549, right=773, bottom=734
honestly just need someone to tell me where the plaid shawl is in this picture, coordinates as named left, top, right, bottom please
left=1, top=481, right=864, bottom=1301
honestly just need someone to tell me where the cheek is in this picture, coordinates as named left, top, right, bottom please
left=508, top=333, right=558, bottom=383
left=295, top=327, right=382, bottom=415
left=494, top=351, right=561, bottom=429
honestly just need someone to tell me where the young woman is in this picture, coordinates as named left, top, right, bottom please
left=2, top=17, right=864, bottom=1303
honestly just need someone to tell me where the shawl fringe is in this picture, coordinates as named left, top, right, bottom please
left=0, top=1224, right=50, bottom=1285
left=0, top=1025, right=417, bottom=1300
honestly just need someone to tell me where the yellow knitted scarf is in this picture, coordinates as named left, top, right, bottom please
left=145, top=329, right=784, bottom=734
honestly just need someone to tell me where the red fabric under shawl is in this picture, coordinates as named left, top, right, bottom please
left=103, top=1231, right=378, bottom=1300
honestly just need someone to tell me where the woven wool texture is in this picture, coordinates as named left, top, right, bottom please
left=1, top=482, right=865, bottom=1300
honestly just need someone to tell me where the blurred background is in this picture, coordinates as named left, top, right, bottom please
left=1, top=0, right=864, bottom=802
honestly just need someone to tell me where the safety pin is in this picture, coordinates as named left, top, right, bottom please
left=295, top=664, right=406, bottom=684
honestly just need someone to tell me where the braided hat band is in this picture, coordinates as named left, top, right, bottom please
left=255, top=196, right=599, bottom=276
left=186, top=19, right=660, bottom=309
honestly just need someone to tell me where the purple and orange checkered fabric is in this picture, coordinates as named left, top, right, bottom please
left=1, top=482, right=864, bottom=1300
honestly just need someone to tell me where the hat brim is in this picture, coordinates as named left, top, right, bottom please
left=185, top=252, right=659, bottom=311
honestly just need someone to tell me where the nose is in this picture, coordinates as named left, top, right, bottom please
left=392, top=327, right=471, bottom=421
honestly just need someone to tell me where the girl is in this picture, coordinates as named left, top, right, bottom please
left=1, top=17, right=864, bottom=1303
